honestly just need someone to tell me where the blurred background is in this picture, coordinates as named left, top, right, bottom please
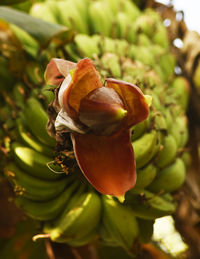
left=157, top=0, right=200, bottom=32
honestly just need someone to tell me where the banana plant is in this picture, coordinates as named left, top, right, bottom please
left=0, top=0, right=191, bottom=257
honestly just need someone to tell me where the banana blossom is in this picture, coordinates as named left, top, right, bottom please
left=45, top=58, right=149, bottom=196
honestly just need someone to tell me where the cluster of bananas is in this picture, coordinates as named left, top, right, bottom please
left=1, top=0, right=191, bottom=254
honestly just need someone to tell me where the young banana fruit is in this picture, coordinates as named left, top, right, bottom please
left=43, top=190, right=101, bottom=244
left=102, top=196, right=139, bottom=251
left=125, top=189, right=176, bottom=220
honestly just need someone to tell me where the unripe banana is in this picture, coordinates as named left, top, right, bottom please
left=11, top=142, right=60, bottom=180
left=23, top=97, right=56, bottom=147
left=181, top=151, right=191, bottom=169
left=137, top=33, right=151, bottom=46
left=30, top=2, right=58, bottom=24
left=148, top=158, right=186, bottom=193
left=102, top=196, right=139, bottom=251
left=125, top=189, right=176, bottom=220
left=5, top=163, right=70, bottom=202
left=57, top=0, right=89, bottom=33
left=89, top=1, right=114, bottom=36
left=154, top=134, right=178, bottom=169
left=169, top=116, right=188, bottom=148
left=159, top=53, right=176, bottom=82
left=152, top=23, right=169, bottom=50
left=113, top=12, right=132, bottom=39
left=120, top=0, right=141, bottom=21
left=101, top=0, right=121, bottom=15
left=67, top=229, right=97, bottom=247
left=99, top=224, right=119, bottom=247
left=114, top=39, right=129, bottom=56
left=129, top=45, right=155, bottom=67
left=16, top=116, right=54, bottom=157
left=43, top=191, right=101, bottom=243
left=12, top=83, right=26, bottom=109
left=171, top=76, right=190, bottom=111
left=101, top=53, right=122, bottom=78
left=10, top=24, right=39, bottom=58
left=134, top=14, right=155, bottom=37
left=132, top=130, right=162, bottom=169
left=74, top=34, right=100, bottom=59
left=40, top=84, right=55, bottom=105
left=134, top=163, right=157, bottom=189
left=15, top=180, right=80, bottom=221
left=131, top=119, right=148, bottom=141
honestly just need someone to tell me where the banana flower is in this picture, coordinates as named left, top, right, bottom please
left=45, top=58, right=149, bottom=196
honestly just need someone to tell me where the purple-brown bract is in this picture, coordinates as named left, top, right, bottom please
left=45, top=58, right=149, bottom=196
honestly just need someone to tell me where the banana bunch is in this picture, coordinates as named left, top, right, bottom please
left=1, top=0, right=191, bottom=254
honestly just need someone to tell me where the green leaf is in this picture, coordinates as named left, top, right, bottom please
left=0, top=7, right=74, bottom=47
left=0, top=0, right=28, bottom=5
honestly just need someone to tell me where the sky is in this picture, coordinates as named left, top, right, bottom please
left=156, top=0, right=200, bottom=33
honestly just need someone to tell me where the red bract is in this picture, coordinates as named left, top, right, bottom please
left=45, top=58, right=149, bottom=196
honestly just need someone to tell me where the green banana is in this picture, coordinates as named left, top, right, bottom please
left=134, top=14, right=156, bottom=37
left=148, top=158, right=186, bottom=193
left=43, top=191, right=101, bottom=243
left=159, top=53, right=176, bottom=81
left=152, top=23, right=169, bottom=50
left=120, top=0, right=141, bottom=21
left=163, top=109, right=173, bottom=130
left=169, top=116, right=188, bottom=148
left=5, top=163, right=71, bottom=201
left=101, top=53, right=122, bottom=78
left=23, top=97, right=56, bottom=147
left=129, top=45, right=155, bottom=67
left=67, top=230, right=97, bottom=247
left=30, top=2, right=58, bottom=24
left=137, top=33, right=151, bottom=46
left=89, top=1, right=114, bottom=36
left=134, top=163, right=157, bottom=189
left=131, top=119, right=148, bottom=141
left=74, top=34, right=100, bottom=59
left=99, top=224, right=119, bottom=247
left=181, top=151, right=191, bottom=169
left=15, top=180, right=80, bottom=221
left=57, top=0, right=89, bottom=33
left=11, top=142, right=60, bottom=180
left=114, top=12, right=132, bottom=39
left=171, top=77, right=190, bottom=111
left=101, top=0, right=122, bottom=15
left=132, top=130, right=162, bottom=169
left=16, top=116, right=54, bottom=157
left=102, top=196, right=139, bottom=251
left=125, top=189, right=176, bottom=220
left=10, top=23, right=39, bottom=58
left=40, top=84, right=55, bottom=107
left=154, top=134, right=178, bottom=168
left=12, top=83, right=26, bottom=109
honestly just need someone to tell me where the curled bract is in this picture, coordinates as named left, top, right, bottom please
left=45, top=58, right=150, bottom=196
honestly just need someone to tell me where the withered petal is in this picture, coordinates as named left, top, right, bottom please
left=44, top=58, right=76, bottom=86
left=71, top=130, right=136, bottom=196
left=62, top=58, right=102, bottom=119
left=55, top=108, right=87, bottom=134
left=105, top=78, right=149, bottom=128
